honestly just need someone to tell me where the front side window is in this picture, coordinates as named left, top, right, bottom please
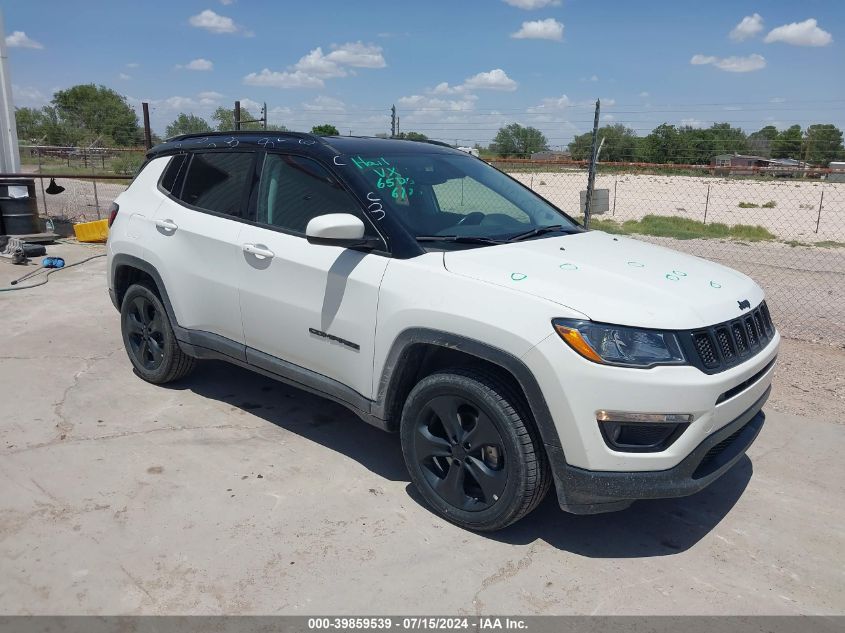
left=257, top=153, right=362, bottom=234
left=179, top=152, right=254, bottom=217
left=337, top=153, right=578, bottom=246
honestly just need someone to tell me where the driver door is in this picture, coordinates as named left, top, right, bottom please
left=238, top=153, right=389, bottom=399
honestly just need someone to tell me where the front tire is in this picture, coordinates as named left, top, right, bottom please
left=120, top=283, right=196, bottom=384
left=400, top=369, right=550, bottom=531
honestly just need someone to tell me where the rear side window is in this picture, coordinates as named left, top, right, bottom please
left=179, top=152, right=254, bottom=217
left=160, top=154, right=188, bottom=194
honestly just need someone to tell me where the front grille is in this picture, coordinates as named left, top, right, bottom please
left=683, top=301, right=774, bottom=374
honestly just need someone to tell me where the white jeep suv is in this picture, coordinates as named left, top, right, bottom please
left=107, top=132, right=779, bottom=531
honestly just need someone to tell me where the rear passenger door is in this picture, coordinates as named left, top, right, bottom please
left=149, top=151, right=256, bottom=352
left=237, top=152, right=389, bottom=399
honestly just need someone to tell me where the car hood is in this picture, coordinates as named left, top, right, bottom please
left=442, top=231, right=764, bottom=330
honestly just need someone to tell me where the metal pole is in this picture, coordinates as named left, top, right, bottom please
left=91, top=165, right=100, bottom=220
left=263, top=102, right=267, bottom=130
left=37, top=147, right=48, bottom=217
left=703, top=183, right=711, bottom=224
left=142, top=102, right=152, bottom=149
left=234, top=101, right=241, bottom=131
left=583, top=99, right=600, bottom=228
left=815, top=189, right=824, bottom=234
left=612, top=176, right=617, bottom=216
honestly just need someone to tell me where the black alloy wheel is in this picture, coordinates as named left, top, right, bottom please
left=125, top=294, right=166, bottom=371
left=400, top=369, right=550, bottom=531
left=414, top=395, right=508, bottom=511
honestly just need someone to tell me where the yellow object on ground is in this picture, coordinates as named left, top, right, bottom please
left=73, top=219, right=109, bottom=243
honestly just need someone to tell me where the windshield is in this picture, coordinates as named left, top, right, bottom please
left=337, top=153, right=580, bottom=245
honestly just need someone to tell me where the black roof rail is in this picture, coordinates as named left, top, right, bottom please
left=417, top=139, right=455, bottom=149
left=164, top=130, right=323, bottom=144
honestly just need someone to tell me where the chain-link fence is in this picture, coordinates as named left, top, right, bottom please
left=493, top=159, right=845, bottom=345
left=10, top=145, right=843, bottom=344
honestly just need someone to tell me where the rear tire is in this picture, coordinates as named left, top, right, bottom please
left=400, top=369, right=550, bottom=531
left=120, top=283, right=196, bottom=384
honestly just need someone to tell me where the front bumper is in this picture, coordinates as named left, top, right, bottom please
left=547, top=386, right=768, bottom=514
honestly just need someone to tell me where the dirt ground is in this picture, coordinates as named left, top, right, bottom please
left=0, top=243, right=843, bottom=615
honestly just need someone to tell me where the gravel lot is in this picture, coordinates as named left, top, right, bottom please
left=0, top=243, right=843, bottom=615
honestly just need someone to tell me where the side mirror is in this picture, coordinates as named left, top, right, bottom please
left=305, top=213, right=380, bottom=249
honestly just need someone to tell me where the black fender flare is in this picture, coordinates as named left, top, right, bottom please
left=110, top=254, right=179, bottom=326
left=372, top=328, right=563, bottom=449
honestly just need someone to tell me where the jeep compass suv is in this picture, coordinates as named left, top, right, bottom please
left=107, top=131, right=778, bottom=531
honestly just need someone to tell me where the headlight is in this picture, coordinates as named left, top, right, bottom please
left=552, top=319, right=686, bottom=368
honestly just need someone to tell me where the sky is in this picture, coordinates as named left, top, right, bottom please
left=3, top=0, right=844, bottom=147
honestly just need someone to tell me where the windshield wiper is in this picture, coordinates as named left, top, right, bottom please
left=415, top=235, right=507, bottom=245
left=506, top=224, right=576, bottom=242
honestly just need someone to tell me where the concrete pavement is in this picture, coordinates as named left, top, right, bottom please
left=1, top=243, right=843, bottom=615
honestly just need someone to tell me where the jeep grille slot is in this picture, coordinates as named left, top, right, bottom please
left=684, top=301, right=774, bottom=374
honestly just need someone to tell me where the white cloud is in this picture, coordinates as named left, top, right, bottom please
left=238, top=98, right=264, bottom=113
left=589, top=74, right=598, bottom=82
left=681, top=118, right=705, bottom=128
left=639, top=91, right=650, bottom=97
left=118, top=73, right=131, bottom=80
left=302, top=96, right=346, bottom=112
left=463, top=68, right=518, bottom=91
left=198, top=90, right=224, bottom=101
left=243, top=69, right=325, bottom=88
left=398, top=94, right=478, bottom=112
left=602, top=114, right=615, bottom=122
left=126, top=62, right=140, bottom=68
left=690, top=53, right=766, bottom=72
left=770, top=97, right=786, bottom=103
left=11, top=84, right=46, bottom=106
left=502, top=0, right=561, bottom=9
left=764, top=18, right=832, bottom=47
left=5, top=31, right=43, bottom=49
left=246, top=41, right=385, bottom=89
left=527, top=94, right=573, bottom=112
left=325, top=41, right=386, bottom=68
left=188, top=9, right=252, bottom=36
left=220, top=0, right=234, bottom=4
left=730, top=14, right=764, bottom=41
left=511, top=18, right=564, bottom=41
left=178, top=58, right=214, bottom=71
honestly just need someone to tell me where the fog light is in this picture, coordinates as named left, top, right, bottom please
left=596, top=411, right=693, bottom=452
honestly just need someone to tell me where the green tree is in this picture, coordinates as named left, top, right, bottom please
left=52, top=84, right=141, bottom=146
left=748, top=125, right=779, bottom=158
left=640, top=124, right=680, bottom=163
left=212, top=106, right=264, bottom=131
left=165, top=113, right=212, bottom=138
left=492, top=123, right=548, bottom=157
left=568, top=124, right=640, bottom=162
left=771, top=125, right=802, bottom=159
left=311, top=124, right=339, bottom=136
left=803, top=124, right=844, bottom=165
left=395, top=131, right=428, bottom=141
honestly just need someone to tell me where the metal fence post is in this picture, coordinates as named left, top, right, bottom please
left=584, top=99, right=600, bottom=229
left=612, top=176, right=617, bottom=216
left=703, top=183, right=711, bottom=224
left=815, top=189, right=824, bottom=234
left=36, top=146, right=48, bottom=217
left=91, top=165, right=101, bottom=220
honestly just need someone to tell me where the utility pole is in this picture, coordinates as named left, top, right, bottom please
left=390, top=104, right=396, bottom=138
left=234, top=100, right=241, bottom=131
left=583, top=98, right=601, bottom=229
left=141, top=102, right=152, bottom=149
left=262, top=102, right=267, bottom=130
left=0, top=9, right=21, bottom=172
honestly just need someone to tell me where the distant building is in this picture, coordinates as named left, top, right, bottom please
left=710, top=153, right=770, bottom=175
left=530, top=150, right=571, bottom=161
